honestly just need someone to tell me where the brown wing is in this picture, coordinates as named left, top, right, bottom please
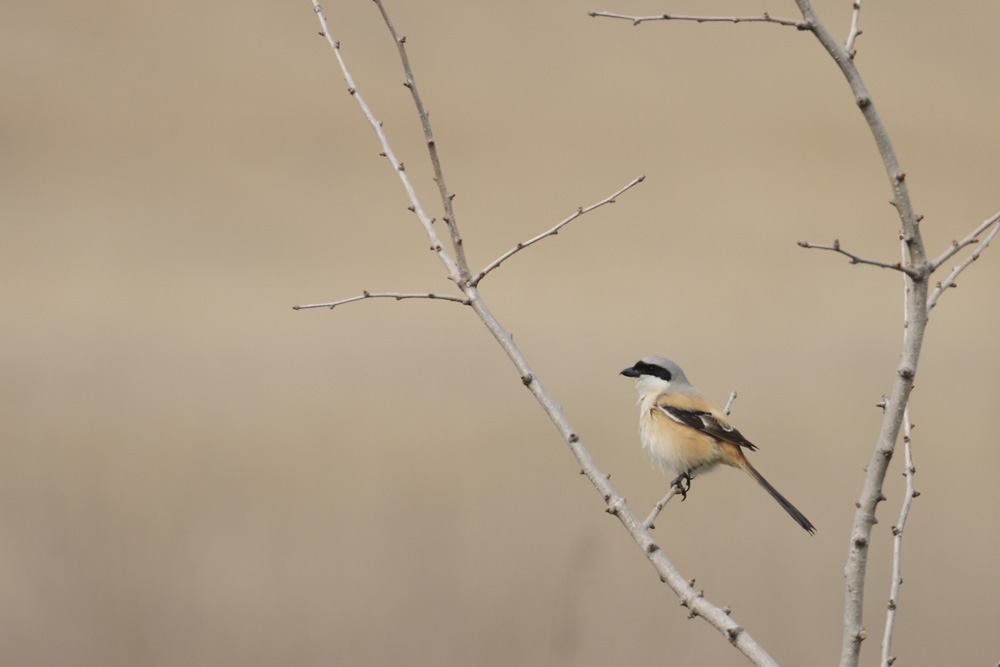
left=655, top=396, right=759, bottom=452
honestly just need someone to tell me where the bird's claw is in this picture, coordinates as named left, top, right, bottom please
left=670, top=471, right=692, bottom=501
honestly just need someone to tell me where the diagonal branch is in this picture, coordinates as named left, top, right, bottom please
left=926, top=217, right=1000, bottom=313
left=293, top=291, right=470, bottom=310
left=588, top=11, right=810, bottom=29
left=643, top=485, right=679, bottom=530
left=927, top=209, right=1000, bottom=272
left=306, top=4, right=778, bottom=665
left=310, top=2, right=461, bottom=283
left=797, top=239, right=920, bottom=278
left=373, top=0, right=471, bottom=282
left=472, top=175, right=645, bottom=286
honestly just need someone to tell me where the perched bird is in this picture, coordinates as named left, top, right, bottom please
left=621, top=356, right=815, bottom=534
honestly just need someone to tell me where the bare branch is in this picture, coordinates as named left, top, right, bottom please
left=723, top=390, right=738, bottom=416
left=926, top=218, right=1000, bottom=313
left=588, top=10, right=810, bottom=29
left=797, top=239, right=920, bottom=278
left=463, top=286, right=779, bottom=667
left=310, top=2, right=461, bottom=283
left=928, top=209, right=1000, bottom=271
left=844, top=0, right=863, bottom=57
left=880, top=403, right=917, bottom=667
left=472, top=175, right=645, bottom=286
left=293, top=291, right=469, bottom=310
left=643, top=485, right=679, bottom=530
left=372, top=0, right=471, bottom=281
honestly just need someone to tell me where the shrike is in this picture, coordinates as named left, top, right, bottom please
left=621, top=356, right=815, bottom=534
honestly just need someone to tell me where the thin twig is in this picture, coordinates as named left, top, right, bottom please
left=797, top=239, right=920, bottom=278
left=926, top=218, right=1000, bottom=313
left=723, top=391, right=738, bottom=416
left=927, top=209, right=1000, bottom=271
left=293, top=291, right=470, bottom=310
left=880, top=402, right=917, bottom=667
left=471, top=175, right=645, bottom=286
left=373, top=0, right=470, bottom=281
left=844, top=0, right=863, bottom=57
left=588, top=11, right=810, bottom=29
left=643, top=485, right=679, bottom=530
left=310, top=2, right=461, bottom=283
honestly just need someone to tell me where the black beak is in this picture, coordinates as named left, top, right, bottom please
left=620, top=366, right=640, bottom=378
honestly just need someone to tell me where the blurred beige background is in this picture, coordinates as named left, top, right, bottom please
left=3, top=1, right=999, bottom=665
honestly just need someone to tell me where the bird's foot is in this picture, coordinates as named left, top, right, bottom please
left=670, top=471, right=692, bottom=501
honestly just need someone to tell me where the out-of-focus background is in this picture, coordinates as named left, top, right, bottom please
left=4, top=1, right=998, bottom=665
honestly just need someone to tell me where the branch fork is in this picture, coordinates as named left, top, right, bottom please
left=304, top=3, right=998, bottom=667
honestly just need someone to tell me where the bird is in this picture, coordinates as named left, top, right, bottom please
left=621, top=356, right=815, bottom=534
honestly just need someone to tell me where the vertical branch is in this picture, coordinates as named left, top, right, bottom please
left=880, top=403, right=916, bottom=667
left=310, top=1, right=461, bottom=283
left=373, top=0, right=472, bottom=282
left=844, top=0, right=862, bottom=57
left=792, top=0, right=926, bottom=269
left=785, top=4, right=929, bottom=665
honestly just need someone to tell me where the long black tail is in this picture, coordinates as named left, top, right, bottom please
left=743, top=460, right=816, bottom=534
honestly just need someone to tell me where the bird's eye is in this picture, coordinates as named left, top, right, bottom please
left=635, top=361, right=672, bottom=382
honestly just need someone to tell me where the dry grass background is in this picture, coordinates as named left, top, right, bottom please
left=3, top=1, right=999, bottom=665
